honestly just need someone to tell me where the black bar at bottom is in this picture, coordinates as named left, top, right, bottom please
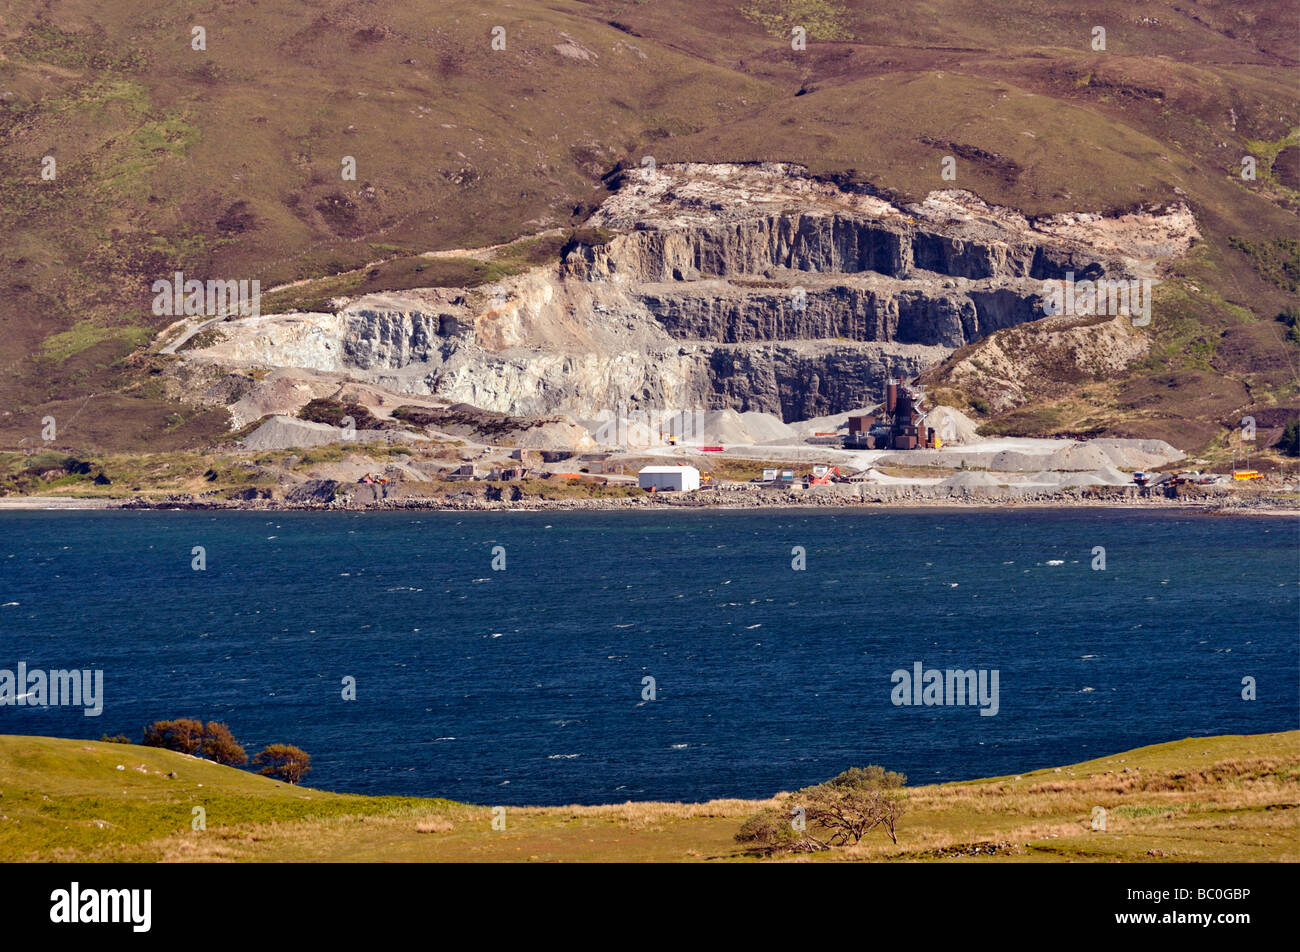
left=0, top=862, right=1281, bottom=939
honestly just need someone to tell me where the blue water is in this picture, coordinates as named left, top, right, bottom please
left=0, top=509, right=1295, bottom=804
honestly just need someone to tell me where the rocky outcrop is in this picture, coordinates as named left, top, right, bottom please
left=284, top=479, right=339, bottom=504
left=697, top=341, right=938, bottom=420
left=638, top=278, right=1044, bottom=348
left=565, top=213, right=1099, bottom=285
left=171, top=163, right=1197, bottom=426
left=342, top=307, right=467, bottom=368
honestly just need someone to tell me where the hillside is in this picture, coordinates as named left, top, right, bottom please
left=1, top=732, right=1296, bottom=861
left=0, top=0, right=1296, bottom=457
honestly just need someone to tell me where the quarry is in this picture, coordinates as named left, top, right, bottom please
left=162, top=162, right=1197, bottom=431
left=107, top=161, right=1296, bottom=510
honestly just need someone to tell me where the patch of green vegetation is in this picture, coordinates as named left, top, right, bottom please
left=0, top=736, right=447, bottom=858
left=134, top=116, right=200, bottom=157
left=494, top=233, right=567, bottom=267
left=39, top=321, right=151, bottom=363
left=0, top=453, right=107, bottom=496
left=177, top=327, right=227, bottom=352
left=1113, top=803, right=1192, bottom=819
left=104, top=112, right=200, bottom=192
left=518, top=477, right=641, bottom=499
left=195, top=460, right=273, bottom=488
left=293, top=444, right=353, bottom=466
left=741, top=0, right=854, bottom=40
left=69, top=77, right=152, bottom=115
left=260, top=247, right=552, bottom=315
left=260, top=274, right=363, bottom=315
left=1244, top=128, right=1300, bottom=166
left=8, top=25, right=148, bottom=72
left=1131, top=280, right=1226, bottom=375
left=702, top=457, right=796, bottom=481
left=297, top=398, right=389, bottom=431
left=1227, top=236, right=1300, bottom=294
left=977, top=404, right=1070, bottom=438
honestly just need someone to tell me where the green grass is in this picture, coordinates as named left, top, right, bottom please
left=741, top=0, right=855, bottom=40
left=1244, top=127, right=1300, bottom=172
left=2, top=732, right=1294, bottom=862
left=517, top=477, right=643, bottom=499
left=39, top=320, right=152, bottom=363
left=1227, top=236, right=1300, bottom=294
left=0, top=736, right=443, bottom=861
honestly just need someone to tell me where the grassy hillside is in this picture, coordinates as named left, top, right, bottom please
left=1, top=731, right=1295, bottom=861
left=0, top=0, right=1296, bottom=454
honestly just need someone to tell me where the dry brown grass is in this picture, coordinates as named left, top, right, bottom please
left=415, top=817, right=455, bottom=835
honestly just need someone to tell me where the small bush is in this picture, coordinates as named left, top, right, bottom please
left=297, top=398, right=383, bottom=431
left=735, top=808, right=812, bottom=854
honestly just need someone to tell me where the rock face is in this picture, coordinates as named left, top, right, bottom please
left=638, top=278, right=1044, bottom=348
left=565, top=212, right=1098, bottom=285
left=173, top=163, right=1197, bottom=424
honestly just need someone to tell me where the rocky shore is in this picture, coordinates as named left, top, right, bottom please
left=20, top=480, right=1284, bottom=514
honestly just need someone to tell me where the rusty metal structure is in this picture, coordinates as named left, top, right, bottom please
left=843, top=379, right=939, bottom=450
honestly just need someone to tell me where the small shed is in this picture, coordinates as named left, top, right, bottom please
left=637, top=465, right=701, bottom=492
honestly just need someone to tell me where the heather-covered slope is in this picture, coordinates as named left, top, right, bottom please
left=0, top=1, right=1295, bottom=455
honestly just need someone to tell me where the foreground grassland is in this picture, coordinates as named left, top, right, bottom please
left=1, top=732, right=1295, bottom=862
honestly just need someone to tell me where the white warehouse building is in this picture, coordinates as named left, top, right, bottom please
left=637, top=465, right=701, bottom=492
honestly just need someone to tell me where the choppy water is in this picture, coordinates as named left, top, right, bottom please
left=1, top=509, right=1295, bottom=804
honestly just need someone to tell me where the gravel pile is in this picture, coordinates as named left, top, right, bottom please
left=989, top=450, right=1047, bottom=471
left=921, top=405, right=980, bottom=444
left=242, top=417, right=348, bottom=451
left=940, top=470, right=1001, bottom=488
left=740, top=411, right=797, bottom=443
left=241, top=416, right=420, bottom=451
left=1051, top=439, right=1182, bottom=471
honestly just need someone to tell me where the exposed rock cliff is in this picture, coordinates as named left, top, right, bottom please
left=170, top=163, right=1197, bottom=426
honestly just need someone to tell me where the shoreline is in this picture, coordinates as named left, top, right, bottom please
left=2, top=492, right=1296, bottom=516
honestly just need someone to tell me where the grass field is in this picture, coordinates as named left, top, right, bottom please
left=2, top=731, right=1295, bottom=862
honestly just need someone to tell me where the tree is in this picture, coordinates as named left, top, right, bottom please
left=821, top=765, right=909, bottom=844
left=736, top=765, right=909, bottom=854
left=142, top=718, right=204, bottom=755
left=1280, top=419, right=1300, bottom=458
left=253, top=744, right=312, bottom=784
left=200, top=721, right=248, bottom=766
left=1277, top=306, right=1300, bottom=345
